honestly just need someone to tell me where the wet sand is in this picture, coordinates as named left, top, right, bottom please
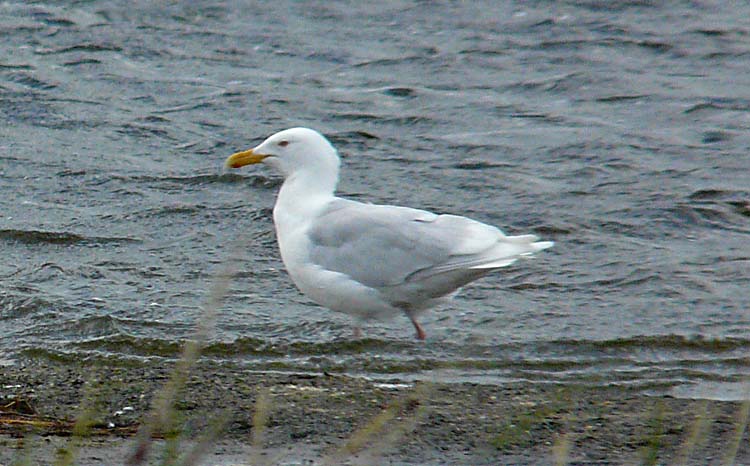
left=1, top=356, right=749, bottom=465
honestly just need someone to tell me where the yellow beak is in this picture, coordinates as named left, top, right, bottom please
left=225, top=148, right=269, bottom=169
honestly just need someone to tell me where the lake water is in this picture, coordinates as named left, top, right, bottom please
left=1, top=1, right=749, bottom=401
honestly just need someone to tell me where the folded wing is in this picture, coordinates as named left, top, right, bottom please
left=307, top=199, right=552, bottom=291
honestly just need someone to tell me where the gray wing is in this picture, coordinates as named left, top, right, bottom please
left=306, top=199, right=548, bottom=289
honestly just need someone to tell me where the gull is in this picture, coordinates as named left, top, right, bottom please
left=226, top=128, right=553, bottom=340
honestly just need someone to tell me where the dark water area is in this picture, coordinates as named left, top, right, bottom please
left=1, top=1, right=749, bottom=400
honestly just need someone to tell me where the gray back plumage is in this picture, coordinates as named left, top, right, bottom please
left=307, top=199, right=538, bottom=292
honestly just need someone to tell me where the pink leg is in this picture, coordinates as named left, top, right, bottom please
left=410, top=316, right=426, bottom=340
left=353, top=326, right=362, bottom=339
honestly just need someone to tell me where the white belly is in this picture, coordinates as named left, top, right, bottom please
left=274, top=208, right=400, bottom=321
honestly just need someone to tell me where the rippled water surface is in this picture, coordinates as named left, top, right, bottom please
left=1, top=1, right=749, bottom=400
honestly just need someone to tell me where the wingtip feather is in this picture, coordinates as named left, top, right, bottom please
left=533, top=240, right=554, bottom=251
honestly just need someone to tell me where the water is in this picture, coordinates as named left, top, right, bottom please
left=1, top=1, right=749, bottom=400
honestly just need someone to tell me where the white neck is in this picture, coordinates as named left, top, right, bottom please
left=273, top=167, right=338, bottom=232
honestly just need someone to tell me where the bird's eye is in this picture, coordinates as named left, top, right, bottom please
left=278, top=140, right=289, bottom=147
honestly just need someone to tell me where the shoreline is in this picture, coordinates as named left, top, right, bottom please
left=1, top=356, right=749, bottom=465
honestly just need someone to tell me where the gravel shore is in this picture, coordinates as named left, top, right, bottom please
left=1, top=356, right=749, bottom=465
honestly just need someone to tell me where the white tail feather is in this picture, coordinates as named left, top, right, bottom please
left=470, top=237, right=554, bottom=269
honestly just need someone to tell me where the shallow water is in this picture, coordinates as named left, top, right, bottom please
left=1, top=1, right=749, bottom=400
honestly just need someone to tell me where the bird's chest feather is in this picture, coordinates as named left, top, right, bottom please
left=273, top=208, right=313, bottom=269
